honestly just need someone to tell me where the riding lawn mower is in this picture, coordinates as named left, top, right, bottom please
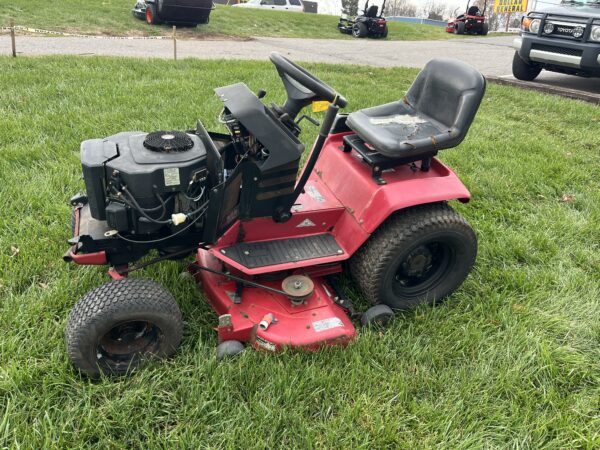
left=64, top=53, right=486, bottom=378
left=338, top=0, right=388, bottom=39
left=446, top=1, right=489, bottom=35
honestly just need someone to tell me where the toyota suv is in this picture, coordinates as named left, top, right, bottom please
left=512, top=0, right=600, bottom=80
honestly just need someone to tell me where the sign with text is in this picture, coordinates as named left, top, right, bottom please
left=494, top=0, right=528, bottom=13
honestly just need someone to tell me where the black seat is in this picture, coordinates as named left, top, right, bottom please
left=365, top=5, right=378, bottom=17
left=346, top=58, right=486, bottom=160
left=467, top=6, right=481, bottom=15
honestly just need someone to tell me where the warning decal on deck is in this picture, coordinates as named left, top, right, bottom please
left=312, top=317, right=344, bottom=332
left=255, top=336, right=276, bottom=352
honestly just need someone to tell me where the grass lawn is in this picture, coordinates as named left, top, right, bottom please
left=2, top=0, right=473, bottom=40
left=0, top=55, right=599, bottom=448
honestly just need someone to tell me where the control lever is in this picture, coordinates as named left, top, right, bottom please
left=296, top=115, right=320, bottom=126
left=279, top=112, right=301, bottom=135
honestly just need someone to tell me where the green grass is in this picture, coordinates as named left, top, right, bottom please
left=1, top=0, right=469, bottom=40
left=0, top=56, right=599, bottom=448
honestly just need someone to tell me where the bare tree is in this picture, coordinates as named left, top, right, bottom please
left=386, top=0, right=417, bottom=17
left=421, top=0, right=445, bottom=20
left=477, top=0, right=500, bottom=31
left=341, top=0, right=360, bottom=16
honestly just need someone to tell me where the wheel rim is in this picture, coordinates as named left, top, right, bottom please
left=98, top=321, right=162, bottom=367
left=146, top=8, right=152, bottom=24
left=392, top=240, right=453, bottom=298
left=352, top=25, right=360, bottom=37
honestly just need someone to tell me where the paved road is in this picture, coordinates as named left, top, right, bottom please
left=2, top=34, right=598, bottom=94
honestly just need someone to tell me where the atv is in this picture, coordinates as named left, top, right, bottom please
left=64, top=53, right=486, bottom=378
left=132, top=0, right=214, bottom=26
left=338, top=0, right=388, bottom=39
left=446, top=0, right=489, bottom=35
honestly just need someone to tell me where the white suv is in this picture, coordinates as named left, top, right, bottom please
left=232, top=0, right=303, bottom=12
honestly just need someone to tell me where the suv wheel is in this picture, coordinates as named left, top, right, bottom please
left=512, top=52, right=542, bottom=81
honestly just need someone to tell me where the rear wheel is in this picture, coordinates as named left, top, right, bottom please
left=456, top=21, right=465, bottom=34
left=481, top=22, right=489, bottom=35
left=66, top=279, right=183, bottom=378
left=512, top=52, right=542, bottom=81
left=353, top=22, right=368, bottom=38
left=349, top=202, right=477, bottom=310
left=381, top=24, right=388, bottom=38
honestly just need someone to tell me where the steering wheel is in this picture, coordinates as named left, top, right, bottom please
left=269, top=52, right=348, bottom=112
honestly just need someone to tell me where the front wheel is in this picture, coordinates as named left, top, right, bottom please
left=145, top=4, right=160, bottom=25
left=66, top=279, right=183, bottom=378
left=512, top=52, right=542, bottom=81
left=349, top=203, right=477, bottom=310
left=456, top=21, right=465, bottom=34
left=481, top=22, right=489, bottom=35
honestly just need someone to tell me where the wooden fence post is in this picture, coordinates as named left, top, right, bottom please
left=173, top=25, right=177, bottom=61
left=10, top=18, right=17, bottom=57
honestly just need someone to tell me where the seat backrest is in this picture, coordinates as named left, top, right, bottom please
left=365, top=5, right=378, bottom=17
left=467, top=6, right=480, bottom=15
left=405, top=58, right=485, bottom=141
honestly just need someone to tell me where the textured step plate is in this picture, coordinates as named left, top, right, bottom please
left=222, top=234, right=343, bottom=269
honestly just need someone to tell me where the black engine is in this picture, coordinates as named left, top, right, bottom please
left=82, top=130, right=208, bottom=235
left=67, top=129, right=212, bottom=265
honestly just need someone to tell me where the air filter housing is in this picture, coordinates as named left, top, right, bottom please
left=143, top=131, right=194, bottom=153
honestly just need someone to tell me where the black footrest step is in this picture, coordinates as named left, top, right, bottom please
left=222, top=234, right=343, bottom=269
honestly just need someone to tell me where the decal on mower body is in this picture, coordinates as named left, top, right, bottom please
left=305, top=185, right=325, bottom=203
left=312, top=317, right=344, bottom=332
left=163, top=168, right=181, bottom=187
left=296, top=219, right=316, bottom=228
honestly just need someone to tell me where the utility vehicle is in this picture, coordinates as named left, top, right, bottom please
left=133, top=0, right=214, bottom=26
left=338, top=0, right=388, bottom=38
left=64, top=54, right=485, bottom=378
left=513, top=0, right=600, bottom=81
left=446, top=1, right=489, bottom=35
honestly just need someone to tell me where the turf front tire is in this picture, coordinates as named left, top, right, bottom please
left=66, top=279, right=183, bottom=378
left=146, top=4, right=160, bottom=25
left=349, top=203, right=477, bottom=310
left=456, top=21, right=465, bottom=34
left=481, top=23, right=489, bottom=35
left=353, top=22, right=368, bottom=38
left=512, top=52, right=542, bottom=81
